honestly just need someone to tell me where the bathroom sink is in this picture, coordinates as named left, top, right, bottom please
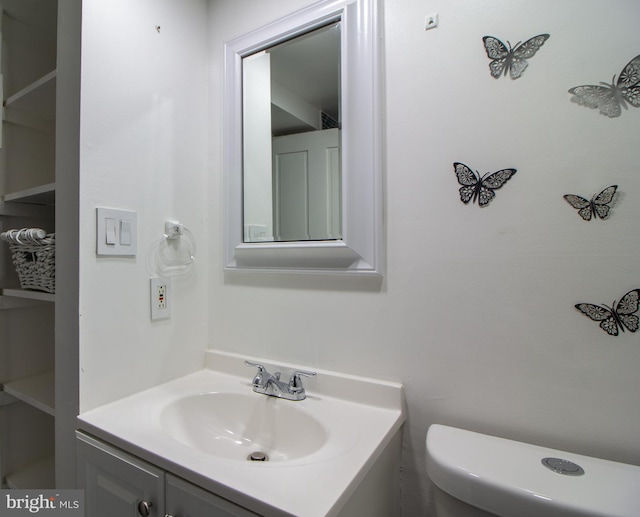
left=159, top=392, right=327, bottom=461
left=77, top=351, right=405, bottom=517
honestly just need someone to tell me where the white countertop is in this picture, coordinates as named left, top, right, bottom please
left=77, top=351, right=404, bottom=517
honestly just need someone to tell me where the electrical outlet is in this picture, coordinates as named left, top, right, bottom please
left=157, top=284, right=167, bottom=309
left=150, top=277, right=171, bottom=320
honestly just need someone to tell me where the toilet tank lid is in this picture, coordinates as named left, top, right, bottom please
left=426, top=424, right=640, bottom=517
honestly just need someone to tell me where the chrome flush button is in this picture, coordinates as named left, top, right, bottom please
left=542, top=457, right=585, bottom=476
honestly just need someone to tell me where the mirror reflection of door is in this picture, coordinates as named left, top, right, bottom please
left=242, top=22, right=341, bottom=243
left=273, top=128, right=341, bottom=241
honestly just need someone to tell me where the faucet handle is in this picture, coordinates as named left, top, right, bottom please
left=244, top=360, right=269, bottom=386
left=288, top=370, right=316, bottom=393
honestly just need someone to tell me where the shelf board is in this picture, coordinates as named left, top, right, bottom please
left=0, top=389, right=18, bottom=407
left=4, top=70, right=57, bottom=118
left=0, top=294, right=47, bottom=310
left=0, top=201, right=55, bottom=218
left=2, top=182, right=55, bottom=204
left=0, top=183, right=55, bottom=217
left=0, top=288, right=55, bottom=303
left=3, top=371, right=55, bottom=416
left=5, top=456, right=55, bottom=489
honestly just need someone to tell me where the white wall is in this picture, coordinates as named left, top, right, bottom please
left=75, top=0, right=640, bottom=514
left=208, top=1, right=640, bottom=515
left=78, top=0, right=210, bottom=411
left=243, top=51, right=274, bottom=240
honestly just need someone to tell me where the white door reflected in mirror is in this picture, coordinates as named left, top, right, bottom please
left=272, top=128, right=341, bottom=241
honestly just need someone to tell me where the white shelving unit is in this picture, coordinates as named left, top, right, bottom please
left=0, top=0, right=58, bottom=489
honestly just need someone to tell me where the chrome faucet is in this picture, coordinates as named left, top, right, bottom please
left=244, top=361, right=316, bottom=401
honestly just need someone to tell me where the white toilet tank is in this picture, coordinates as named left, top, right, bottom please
left=426, top=424, right=640, bottom=517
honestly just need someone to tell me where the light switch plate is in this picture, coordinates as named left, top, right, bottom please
left=96, top=207, right=137, bottom=256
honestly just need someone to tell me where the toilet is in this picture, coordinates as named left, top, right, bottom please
left=426, top=424, right=640, bottom=517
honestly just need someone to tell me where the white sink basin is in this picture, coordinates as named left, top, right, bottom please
left=160, top=392, right=326, bottom=461
left=77, top=351, right=404, bottom=517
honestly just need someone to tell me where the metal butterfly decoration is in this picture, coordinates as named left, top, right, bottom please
left=563, top=185, right=618, bottom=221
left=575, top=289, right=640, bottom=336
left=569, top=54, right=640, bottom=118
left=454, top=162, right=517, bottom=207
left=482, top=34, right=550, bottom=80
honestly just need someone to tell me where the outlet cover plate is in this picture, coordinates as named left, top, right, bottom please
left=150, top=277, right=171, bottom=321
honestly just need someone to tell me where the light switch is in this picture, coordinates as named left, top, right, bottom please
left=105, top=218, right=117, bottom=245
left=120, top=220, right=132, bottom=245
left=96, top=207, right=137, bottom=256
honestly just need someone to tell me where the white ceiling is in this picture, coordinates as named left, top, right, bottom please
left=269, top=23, right=340, bottom=135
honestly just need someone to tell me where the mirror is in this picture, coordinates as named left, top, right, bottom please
left=243, top=23, right=341, bottom=243
left=224, top=0, right=382, bottom=275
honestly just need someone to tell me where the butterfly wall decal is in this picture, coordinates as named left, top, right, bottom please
left=568, top=54, right=640, bottom=118
left=575, top=289, right=640, bottom=336
left=454, top=162, right=517, bottom=207
left=563, top=185, right=618, bottom=221
left=482, top=34, right=550, bottom=80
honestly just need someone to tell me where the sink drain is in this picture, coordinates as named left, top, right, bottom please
left=542, top=457, right=585, bottom=476
left=247, top=451, right=269, bottom=462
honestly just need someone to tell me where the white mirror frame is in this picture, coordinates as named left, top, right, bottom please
left=223, top=0, right=383, bottom=275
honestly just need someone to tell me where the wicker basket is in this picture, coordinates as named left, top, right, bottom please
left=1, top=228, right=55, bottom=294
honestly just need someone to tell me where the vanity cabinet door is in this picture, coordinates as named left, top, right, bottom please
left=77, top=432, right=165, bottom=517
left=165, top=474, right=260, bottom=517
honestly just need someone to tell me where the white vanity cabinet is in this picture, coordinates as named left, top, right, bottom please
left=165, top=474, right=259, bottom=517
left=76, top=432, right=259, bottom=517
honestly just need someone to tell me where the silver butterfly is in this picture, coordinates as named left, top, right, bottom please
left=563, top=185, right=618, bottom=221
left=483, top=34, right=550, bottom=79
left=576, top=289, right=640, bottom=336
left=569, top=55, right=640, bottom=118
